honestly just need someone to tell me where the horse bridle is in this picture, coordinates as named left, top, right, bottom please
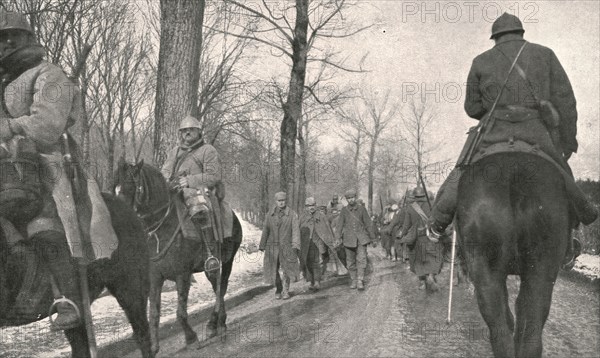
left=123, top=165, right=175, bottom=252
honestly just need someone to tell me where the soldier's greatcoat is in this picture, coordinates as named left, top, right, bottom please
left=259, top=206, right=301, bottom=285
left=400, top=198, right=443, bottom=276
left=335, top=204, right=375, bottom=248
left=161, top=141, right=220, bottom=240
left=2, top=61, right=117, bottom=259
left=465, top=37, right=577, bottom=162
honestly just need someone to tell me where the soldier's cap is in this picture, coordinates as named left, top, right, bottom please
left=490, top=13, right=524, bottom=39
left=275, top=191, right=286, bottom=201
left=0, top=11, right=34, bottom=35
left=344, top=189, right=356, bottom=199
left=305, top=197, right=316, bottom=206
left=178, top=115, right=202, bottom=131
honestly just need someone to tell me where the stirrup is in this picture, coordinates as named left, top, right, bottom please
left=205, top=255, right=221, bottom=274
left=48, top=296, right=81, bottom=331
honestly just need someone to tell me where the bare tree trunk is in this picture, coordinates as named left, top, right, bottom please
left=280, top=0, right=308, bottom=207
left=297, top=123, right=307, bottom=213
left=353, top=134, right=361, bottom=187
left=367, top=134, right=377, bottom=214
left=154, top=0, right=205, bottom=166
left=260, top=144, right=272, bottom=223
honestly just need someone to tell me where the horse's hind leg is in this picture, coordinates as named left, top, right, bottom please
left=470, top=258, right=515, bottom=358
left=514, top=262, right=560, bottom=358
left=175, top=272, right=199, bottom=346
left=106, top=278, right=154, bottom=358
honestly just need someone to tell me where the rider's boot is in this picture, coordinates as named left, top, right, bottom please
left=34, top=231, right=81, bottom=330
left=427, top=169, right=460, bottom=241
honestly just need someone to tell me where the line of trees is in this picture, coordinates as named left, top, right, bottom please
left=1, top=0, right=450, bottom=222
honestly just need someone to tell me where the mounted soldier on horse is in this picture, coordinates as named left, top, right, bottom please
left=0, top=10, right=153, bottom=357
left=428, top=13, right=598, bottom=268
left=426, top=13, right=598, bottom=357
left=115, top=114, right=242, bottom=355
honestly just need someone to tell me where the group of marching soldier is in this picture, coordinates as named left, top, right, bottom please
left=258, top=186, right=448, bottom=299
left=379, top=187, right=446, bottom=292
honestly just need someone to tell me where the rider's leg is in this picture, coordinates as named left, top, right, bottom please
left=33, top=230, right=81, bottom=329
left=428, top=168, right=461, bottom=239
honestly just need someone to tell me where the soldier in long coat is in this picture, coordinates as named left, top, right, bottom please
left=400, top=187, right=443, bottom=292
left=427, top=13, right=597, bottom=268
left=161, top=115, right=221, bottom=241
left=335, top=189, right=376, bottom=290
left=299, top=197, right=333, bottom=291
left=380, top=204, right=401, bottom=261
left=259, top=192, right=300, bottom=300
left=0, top=11, right=118, bottom=329
left=323, top=194, right=347, bottom=275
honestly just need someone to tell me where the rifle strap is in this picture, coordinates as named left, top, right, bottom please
left=495, top=44, right=539, bottom=103
left=411, top=202, right=429, bottom=225
left=481, top=41, right=528, bottom=137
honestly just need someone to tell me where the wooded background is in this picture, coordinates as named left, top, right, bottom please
left=3, top=0, right=596, bottom=252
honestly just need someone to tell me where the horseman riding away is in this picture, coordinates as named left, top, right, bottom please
left=426, top=13, right=598, bottom=358
left=115, top=114, right=242, bottom=356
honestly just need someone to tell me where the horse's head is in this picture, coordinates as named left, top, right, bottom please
left=114, top=158, right=170, bottom=216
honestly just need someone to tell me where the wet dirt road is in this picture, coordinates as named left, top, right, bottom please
left=138, top=248, right=599, bottom=358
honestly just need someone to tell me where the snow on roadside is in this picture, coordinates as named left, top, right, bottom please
left=0, top=213, right=267, bottom=358
left=573, top=253, right=600, bottom=281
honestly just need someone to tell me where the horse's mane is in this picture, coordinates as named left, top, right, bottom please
left=138, top=162, right=170, bottom=207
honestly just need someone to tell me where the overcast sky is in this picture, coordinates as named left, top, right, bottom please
left=244, top=1, right=599, bottom=184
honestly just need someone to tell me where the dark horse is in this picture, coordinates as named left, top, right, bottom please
left=114, top=160, right=242, bottom=355
left=0, top=193, right=153, bottom=357
left=457, top=153, right=571, bottom=357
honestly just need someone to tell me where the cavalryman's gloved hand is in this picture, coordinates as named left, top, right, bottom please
left=178, top=176, right=189, bottom=188
left=168, top=178, right=181, bottom=192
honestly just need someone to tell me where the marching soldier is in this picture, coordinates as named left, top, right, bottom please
left=299, top=197, right=335, bottom=291
left=335, top=189, right=376, bottom=290
left=400, top=186, right=443, bottom=291
left=427, top=13, right=597, bottom=269
left=259, top=192, right=300, bottom=300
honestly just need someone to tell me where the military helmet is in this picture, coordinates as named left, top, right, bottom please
left=178, top=115, right=202, bottom=131
left=490, top=13, right=524, bottom=39
left=0, top=11, right=34, bottom=35
left=412, top=186, right=426, bottom=198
